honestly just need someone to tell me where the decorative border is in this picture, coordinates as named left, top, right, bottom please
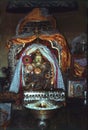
left=6, top=0, right=78, bottom=13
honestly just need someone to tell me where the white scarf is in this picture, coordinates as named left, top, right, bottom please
left=9, top=43, right=65, bottom=93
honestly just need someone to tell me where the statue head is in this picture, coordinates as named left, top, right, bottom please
left=33, top=50, right=43, bottom=66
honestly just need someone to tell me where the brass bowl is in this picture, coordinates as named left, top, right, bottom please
left=24, top=100, right=63, bottom=120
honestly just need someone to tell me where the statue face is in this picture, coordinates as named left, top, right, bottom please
left=35, top=55, right=42, bottom=63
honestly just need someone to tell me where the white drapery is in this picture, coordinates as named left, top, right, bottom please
left=9, top=43, right=65, bottom=93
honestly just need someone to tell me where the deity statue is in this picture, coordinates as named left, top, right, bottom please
left=23, top=49, right=54, bottom=90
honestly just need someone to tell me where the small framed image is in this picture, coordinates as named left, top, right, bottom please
left=68, top=79, right=87, bottom=98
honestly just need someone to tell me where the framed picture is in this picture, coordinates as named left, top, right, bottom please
left=68, top=79, right=87, bottom=98
left=72, top=54, right=87, bottom=78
